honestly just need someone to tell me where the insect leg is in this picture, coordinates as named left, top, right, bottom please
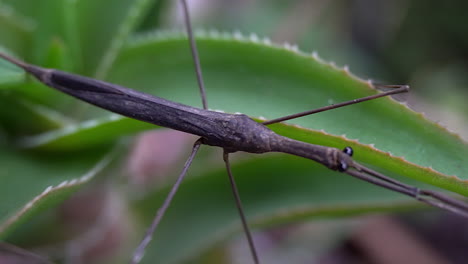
left=131, top=139, right=202, bottom=264
left=263, top=84, right=409, bottom=125
left=180, top=0, right=208, bottom=110
left=223, top=151, right=260, bottom=264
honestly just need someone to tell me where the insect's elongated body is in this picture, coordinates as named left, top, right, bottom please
left=3, top=55, right=349, bottom=171
left=2, top=51, right=467, bottom=209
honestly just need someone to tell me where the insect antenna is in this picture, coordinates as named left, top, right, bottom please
left=262, top=84, right=409, bottom=125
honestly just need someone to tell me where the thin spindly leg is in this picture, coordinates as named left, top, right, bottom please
left=180, top=0, right=208, bottom=110
left=131, top=139, right=202, bottom=264
left=223, top=151, right=260, bottom=264
left=263, top=84, right=409, bottom=125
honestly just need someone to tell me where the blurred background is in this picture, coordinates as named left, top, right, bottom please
left=2, top=0, right=468, bottom=263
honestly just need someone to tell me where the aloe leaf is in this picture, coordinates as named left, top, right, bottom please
left=41, top=33, right=74, bottom=71
left=25, top=0, right=68, bottom=65
left=0, top=2, right=34, bottom=55
left=136, top=0, right=170, bottom=32
left=18, top=115, right=154, bottom=150
left=0, top=50, right=25, bottom=86
left=75, top=0, right=158, bottom=76
left=0, top=95, right=70, bottom=135
left=114, top=32, right=468, bottom=189
left=0, top=146, right=113, bottom=238
left=110, top=34, right=468, bottom=262
left=93, top=0, right=157, bottom=79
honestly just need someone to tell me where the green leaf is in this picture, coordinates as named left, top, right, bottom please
left=135, top=0, right=170, bottom=32
left=0, top=50, right=25, bottom=86
left=18, top=115, right=154, bottom=150
left=0, top=145, right=113, bottom=238
left=114, top=31, right=468, bottom=190
left=93, top=0, right=158, bottom=79
left=75, top=0, right=158, bottom=76
left=28, top=0, right=70, bottom=65
left=0, top=2, right=34, bottom=55
left=0, top=95, right=71, bottom=135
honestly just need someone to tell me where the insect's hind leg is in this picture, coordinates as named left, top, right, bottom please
left=223, top=151, right=260, bottom=264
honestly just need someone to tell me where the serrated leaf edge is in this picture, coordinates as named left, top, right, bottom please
left=0, top=152, right=113, bottom=233
left=17, top=114, right=124, bottom=148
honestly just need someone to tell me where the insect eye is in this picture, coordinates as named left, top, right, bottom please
left=342, top=146, right=353, bottom=157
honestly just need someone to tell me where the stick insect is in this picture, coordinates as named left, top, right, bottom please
left=1, top=1, right=468, bottom=263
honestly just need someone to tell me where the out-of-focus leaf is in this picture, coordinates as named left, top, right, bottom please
left=0, top=144, right=113, bottom=239
left=0, top=242, right=53, bottom=264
